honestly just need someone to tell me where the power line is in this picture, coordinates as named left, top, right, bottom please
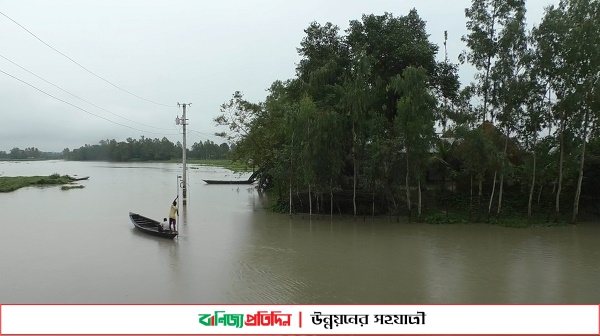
left=189, top=128, right=227, bottom=139
left=0, top=10, right=175, bottom=108
left=189, top=129, right=224, bottom=141
left=0, top=68, right=179, bottom=136
left=187, top=131, right=222, bottom=143
left=0, top=53, right=176, bottom=132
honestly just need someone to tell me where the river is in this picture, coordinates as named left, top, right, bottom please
left=0, top=160, right=599, bottom=303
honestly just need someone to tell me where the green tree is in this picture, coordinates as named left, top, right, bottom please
left=490, top=0, right=528, bottom=216
left=390, top=66, right=437, bottom=220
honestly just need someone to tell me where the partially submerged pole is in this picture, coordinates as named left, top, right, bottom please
left=176, top=102, right=191, bottom=206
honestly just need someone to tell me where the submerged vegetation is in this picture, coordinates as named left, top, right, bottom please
left=184, top=159, right=253, bottom=173
left=0, top=174, right=74, bottom=192
left=213, top=0, right=600, bottom=225
left=61, top=185, right=85, bottom=190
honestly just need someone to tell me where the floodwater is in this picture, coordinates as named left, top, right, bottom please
left=0, top=160, right=599, bottom=304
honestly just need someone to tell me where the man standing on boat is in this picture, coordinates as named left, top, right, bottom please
left=169, top=197, right=178, bottom=232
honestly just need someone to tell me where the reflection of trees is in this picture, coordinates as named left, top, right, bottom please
left=229, top=215, right=430, bottom=303
left=420, top=227, right=596, bottom=303
left=229, top=217, right=600, bottom=304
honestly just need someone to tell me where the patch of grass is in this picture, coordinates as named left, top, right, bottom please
left=424, top=212, right=469, bottom=224
left=160, top=159, right=253, bottom=172
left=422, top=207, right=569, bottom=228
left=489, top=216, right=568, bottom=228
left=61, top=185, right=85, bottom=190
left=188, top=159, right=252, bottom=173
left=270, top=199, right=289, bottom=213
left=0, top=174, right=73, bottom=192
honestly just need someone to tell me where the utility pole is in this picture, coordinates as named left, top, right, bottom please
left=442, top=30, right=449, bottom=134
left=176, top=102, right=191, bottom=206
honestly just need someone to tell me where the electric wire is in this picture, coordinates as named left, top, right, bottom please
left=0, top=53, right=177, bottom=132
left=173, top=124, right=222, bottom=145
left=189, top=129, right=225, bottom=142
left=188, top=132, right=220, bottom=143
left=0, top=10, right=175, bottom=108
left=0, top=68, right=179, bottom=136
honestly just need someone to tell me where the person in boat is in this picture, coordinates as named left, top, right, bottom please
left=159, top=218, right=168, bottom=232
left=168, top=198, right=178, bottom=232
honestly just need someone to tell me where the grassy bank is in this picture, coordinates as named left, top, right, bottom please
left=269, top=190, right=578, bottom=228
left=421, top=211, right=569, bottom=228
left=0, top=159, right=46, bottom=161
left=0, top=174, right=74, bottom=192
left=168, top=159, right=253, bottom=173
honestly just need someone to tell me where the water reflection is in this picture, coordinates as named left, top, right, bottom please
left=228, top=213, right=600, bottom=304
left=181, top=204, right=188, bottom=226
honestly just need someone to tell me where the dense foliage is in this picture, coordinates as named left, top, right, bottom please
left=62, top=137, right=232, bottom=162
left=0, top=147, right=62, bottom=160
left=214, top=0, right=600, bottom=223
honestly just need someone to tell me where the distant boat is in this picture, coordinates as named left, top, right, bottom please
left=203, top=179, right=254, bottom=185
left=129, top=212, right=178, bottom=239
left=67, top=176, right=89, bottom=181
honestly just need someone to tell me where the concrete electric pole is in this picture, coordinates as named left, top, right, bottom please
left=176, top=102, right=191, bottom=206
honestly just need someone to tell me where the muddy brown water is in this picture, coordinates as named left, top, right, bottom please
left=1, top=160, right=599, bottom=303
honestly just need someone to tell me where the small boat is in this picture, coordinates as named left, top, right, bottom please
left=67, top=175, right=89, bottom=181
left=203, top=179, right=254, bottom=185
left=129, top=212, right=178, bottom=239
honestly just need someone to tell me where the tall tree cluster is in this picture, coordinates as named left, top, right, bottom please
left=216, top=0, right=600, bottom=223
left=0, top=147, right=62, bottom=160
left=64, top=137, right=231, bottom=162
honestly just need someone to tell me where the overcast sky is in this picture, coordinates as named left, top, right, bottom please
left=1, top=0, right=557, bottom=152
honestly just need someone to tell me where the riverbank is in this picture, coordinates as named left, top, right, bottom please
left=168, top=159, right=253, bottom=173
left=59, top=158, right=252, bottom=172
left=0, top=174, right=75, bottom=192
left=268, top=190, right=596, bottom=228
left=0, top=158, right=56, bottom=162
left=281, top=208, right=579, bottom=228
left=420, top=210, right=574, bottom=228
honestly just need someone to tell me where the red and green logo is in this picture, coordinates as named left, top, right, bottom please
left=198, top=310, right=292, bottom=328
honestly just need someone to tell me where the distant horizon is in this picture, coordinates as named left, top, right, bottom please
left=1, top=134, right=231, bottom=153
left=1, top=0, right=558, bottom=152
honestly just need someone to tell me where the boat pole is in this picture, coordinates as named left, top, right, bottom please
left=177, top=175, right=181, bottom=200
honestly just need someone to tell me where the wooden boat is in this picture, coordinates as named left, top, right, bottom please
left=67, top=175, right=89, bottom=181
left=129, top=212, right=178, bottom=239
left=203, top=179, right=254, bottom=185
